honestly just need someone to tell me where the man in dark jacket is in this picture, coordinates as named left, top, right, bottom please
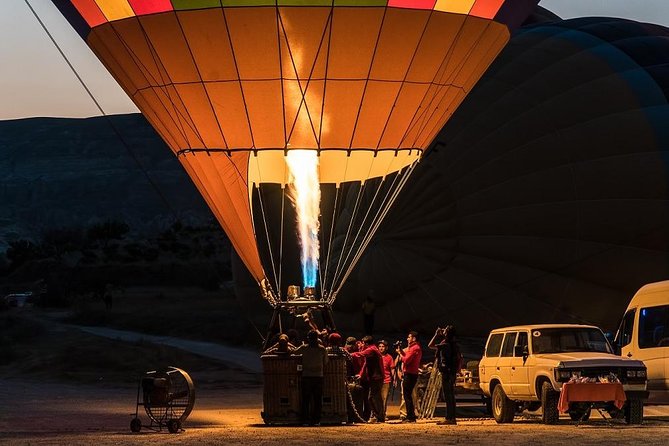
left=429, top=325, right=460, bottom=425
left=294, top=330, right=329, bottom=425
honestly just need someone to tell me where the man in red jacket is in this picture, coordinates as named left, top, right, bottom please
left=396, top=331, right=422, bottom=422
left=378, top=340, right=395, bottom=413
left=352, top=335, right=386, bottom=422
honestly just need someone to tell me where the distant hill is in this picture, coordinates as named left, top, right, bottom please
left=0, top=114, right=210, bottom=249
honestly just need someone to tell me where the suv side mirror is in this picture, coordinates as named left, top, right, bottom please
left=514, top=345, right=528, bottom=358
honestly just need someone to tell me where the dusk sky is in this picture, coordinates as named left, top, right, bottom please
left=2, top=0, right=669, bottom=120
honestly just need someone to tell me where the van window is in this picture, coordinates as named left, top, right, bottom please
left=616, top=309, right=635, bottom=348
left=486, top=333, right=504, bottom=357
left=639, top=305, right=669, bottom=348
left=516, top=332, right=529, bottom=356
left=501, top=332, right=517, bottom=357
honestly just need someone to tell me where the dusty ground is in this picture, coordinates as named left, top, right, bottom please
left=1, top=378, right=669, bottom=446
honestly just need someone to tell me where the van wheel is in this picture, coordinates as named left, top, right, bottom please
left=541, top=382, right=559, bottom=424
left=625, top=398, right=643, bottom=425
left=492, top=385, right=515, bottom=423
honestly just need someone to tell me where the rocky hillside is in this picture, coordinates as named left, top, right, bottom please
left=0, top=114, right=210, bottom=249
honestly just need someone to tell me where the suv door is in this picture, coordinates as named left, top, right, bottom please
left=496, top=332, right=517, bottom=393
left=509, top=331, right=530, bottom=397
left=481, top=332, right=504, bottom=392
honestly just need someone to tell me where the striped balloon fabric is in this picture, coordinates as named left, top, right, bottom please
left=50, top=0, right=537, bottom=302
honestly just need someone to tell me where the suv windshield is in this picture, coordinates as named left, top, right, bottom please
left=531, top=328, right=612, bottom=354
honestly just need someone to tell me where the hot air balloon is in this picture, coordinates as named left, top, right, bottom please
left=49, top=0, right=537, bottom=324
left=345, top=16, right=669, bottom=336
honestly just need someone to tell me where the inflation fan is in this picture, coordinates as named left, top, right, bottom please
left=130, top=367, right=195, bottom=434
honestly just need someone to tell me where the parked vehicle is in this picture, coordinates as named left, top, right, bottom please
left=3, top=292, right=33, bottom=308
left=479, top=324, right=647, bottom=424
left=613, top=280, right=669, bottom=403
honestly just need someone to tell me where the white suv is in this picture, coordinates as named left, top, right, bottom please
left=479, top=324, right=648, bottom=424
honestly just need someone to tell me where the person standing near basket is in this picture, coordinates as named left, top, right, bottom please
left=429, top=325, right=461, bottom=425
left=294, top=330, right=329, bottom=425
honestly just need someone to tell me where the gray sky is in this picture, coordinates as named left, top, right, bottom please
left=2, top=0, right=669, bottom=120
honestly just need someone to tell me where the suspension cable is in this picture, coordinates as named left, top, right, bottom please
left=24, top=0, right=178, bottom=221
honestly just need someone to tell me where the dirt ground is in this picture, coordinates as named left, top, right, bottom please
left=1, top=379, right=669, bottom=446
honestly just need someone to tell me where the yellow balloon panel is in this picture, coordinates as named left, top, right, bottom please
left=247, top=149, right=420, bottom=187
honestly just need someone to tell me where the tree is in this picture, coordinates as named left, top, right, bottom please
left=5, top=240, right=40, bottom=270
left=86, top=220, right=130, bottom=248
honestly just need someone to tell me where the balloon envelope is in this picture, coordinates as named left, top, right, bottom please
left=50, top=0, right=537, bottom=302
left=344, top=16, right=669, bottom=334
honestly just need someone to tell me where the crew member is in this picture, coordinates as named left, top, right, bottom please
left=294, top=330, right=329, bottom=425
left=396, top=331, right=422, bottom=422
left=378, top=340, right=395, bottom=413
left=429, top=325, right=460, bottom=425
left=352, top=335, right=385, bottom=422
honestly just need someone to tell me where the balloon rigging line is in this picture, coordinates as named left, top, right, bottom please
left=412, top=23, right=496, bottom=149
left=337, top=162, right=417, bottom=300
left=174, top=13, right=230, bottom=150
left=333, top=158, right=410, bottom=288
left=318, top=6, right=335, bottom=145
left=329, top=158, right=410, bottom=302
left=221, top=8, right=257, bottom=149
left=256, top=186, right=281, bottom=299
left=347, top=7, right=389, bottom=150
left=130, top=20, right=195, bottom=147
left=374, top=10, right=435, bottom=149
left=277, top=9, right=329, bottom=148
left=331, top=161, right=418, bottom=302
left=325, top=164, right=367, bottom=295
left=116, top=19, right=206, bottom=148
left=23, top=0, right=178, bottom=220
left=104, top=22, right=200, bottom=148
left=328, top=155, right=391, bottom=291
left=399, top=13, right=472, bottom=148
left=320, top=179, right=342, bottom=300
left=320, top=148, right=352, bottom=296
left=275, top=3, right=288, bottom=148
left=278, top=183, right=286, bottom=298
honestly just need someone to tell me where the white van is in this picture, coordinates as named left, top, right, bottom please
left=613, top=281, right=669, bottom=403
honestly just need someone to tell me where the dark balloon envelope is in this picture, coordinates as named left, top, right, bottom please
left=335, top=16, right=669, bottom=335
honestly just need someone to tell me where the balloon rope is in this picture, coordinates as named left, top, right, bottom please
left=411, top=22, right=495, bottom=149
left=126, top=18, right=202, bottom=147
left=374, top=8, right=434, bottom=149
left=331, top=160, right=418, bottom=303
left=256, top=185, right=282, bottom=297
left=278, top=183, right=286, bottom=299
left=321, top=180, right=341, bottom=300
left=328, top=156, right=388, bottom=292
left=326, top=162, right=366, bottom=296
left=220, top=8, right=257, bottom=149
left=277, top=10, right=328, bottom=148
left=22, top=0, right=178, bottom=220
left=399, top=12, right=471, bottom=149
left=347, top=7, right=388, bottom=149
left=173, top=13, right=230, bottom=149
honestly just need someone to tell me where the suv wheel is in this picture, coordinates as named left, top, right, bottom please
left=541, top=382, right=559, bottom=424
left=625, top=398, right=643, bottom=425
left=492, top=385, right=515, bottom=423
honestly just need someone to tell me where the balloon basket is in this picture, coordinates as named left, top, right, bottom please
left=260, top=354, right=348, bottom=425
